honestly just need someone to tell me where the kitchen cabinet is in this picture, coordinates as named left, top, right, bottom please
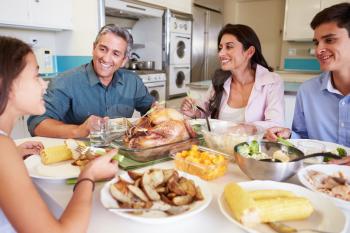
left=283, top=0, right=320, bottom=41
left=11, top=116, right=31, bottom=140
left=0, top=0, right=72, bottom=30
left=283, top=0, right=345, bottom=41
left=135, top=0, right=192, bottom=14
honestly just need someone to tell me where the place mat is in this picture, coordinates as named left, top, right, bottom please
left=115, top=154, right=172, bottom=171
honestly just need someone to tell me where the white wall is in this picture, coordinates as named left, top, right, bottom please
left=55, top=0, right=100, bottom=56
left=222, top=0, right=284, bottom=70
left=223, top=0, right=236, bottom=23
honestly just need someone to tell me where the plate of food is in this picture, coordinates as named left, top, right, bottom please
left=100, top=168, right=212, bottom=224
left=218, top=180, right=348, bottom=233
left=24, top=139, right=105, bottom=180
left=298, top=164, right=350, bottom=211
left=25, top=155, right=80, bottom=180
left=289, top=139, right=349, bottom=164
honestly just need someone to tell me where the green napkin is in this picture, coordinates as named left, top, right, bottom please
left=114, top=153, right=172, bottom=171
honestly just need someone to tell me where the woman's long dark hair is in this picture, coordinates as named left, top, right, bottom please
left=0, top=36, right=32, bottom=115
left=209, top=24, right=273, bottom=119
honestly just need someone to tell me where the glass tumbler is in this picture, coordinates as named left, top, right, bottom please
left=89, top=118, right=109, bottom=147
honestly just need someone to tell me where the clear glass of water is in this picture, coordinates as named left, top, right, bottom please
left=90, top=118, right=109, bottom=147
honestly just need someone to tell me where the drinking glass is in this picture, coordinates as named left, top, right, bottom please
left=90, top=118, right=109, bottom=147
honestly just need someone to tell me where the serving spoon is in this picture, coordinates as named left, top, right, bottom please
left=196, top=105, right=211, bottom=132
left=260, top=152, right=342, bottom=163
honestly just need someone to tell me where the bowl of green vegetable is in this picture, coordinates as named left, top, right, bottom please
left=234, top=141, right=304, bottom=181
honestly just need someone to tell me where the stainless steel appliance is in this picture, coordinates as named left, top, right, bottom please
left=163, top=9, right=193, bottom=99
left=191, top=4, right=223, bottom=82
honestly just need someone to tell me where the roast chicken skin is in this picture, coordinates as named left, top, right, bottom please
left=124, top=107, right=195, bottom=149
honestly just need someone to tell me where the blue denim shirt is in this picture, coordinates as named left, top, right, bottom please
left=291, top=72, right=350, bottom=147
left=27, top=62, right=154, bottom=135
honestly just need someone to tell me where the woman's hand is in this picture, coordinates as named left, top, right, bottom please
left=79, top=149, right=118, bottom=181
left=17, top=141, right=44, bottom=159
left=180, top=97, right=200, bottom=118
left=264, top=127, right=291, bottom=141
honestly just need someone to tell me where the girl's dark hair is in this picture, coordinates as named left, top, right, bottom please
left=310, top=2, right=350, bottom=37
left=0, top=36, right=32, bottom=115
left=209, top=24, right=273, bottom=118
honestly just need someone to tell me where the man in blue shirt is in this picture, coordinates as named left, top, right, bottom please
left=266, top=3, right=350, bottom=149
left=28, top=24, right=154, bottom=138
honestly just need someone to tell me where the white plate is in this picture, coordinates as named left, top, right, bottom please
left=298, top=164, right=350, bottom=211
left=100, top=171, right=212, bottom=224
left=24, top=155, right=80, bottom=180
left=289, top=139, right=350, bottom=164
left=218, top=180, right=348, bottom=233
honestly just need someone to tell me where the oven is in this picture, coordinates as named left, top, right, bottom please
left=138, top=73, right=166, bottom=102
left=170, top=33, right=191, bottom=65
left=168, top=65, right=190, bottom=96
left=163, top=10, right=192, bottom=98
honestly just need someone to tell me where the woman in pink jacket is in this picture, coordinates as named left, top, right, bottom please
left=181, top=24, right=284, bottom=129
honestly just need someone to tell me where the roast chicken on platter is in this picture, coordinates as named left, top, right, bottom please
left=123, top=107, right=196, bottom=149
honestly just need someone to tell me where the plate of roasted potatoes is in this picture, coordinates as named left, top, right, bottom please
left=100, top=168, right=212, bottom=224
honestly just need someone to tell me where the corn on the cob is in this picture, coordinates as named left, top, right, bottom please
left=224, top=183, right=260, bottom=226
left=249, top=189, right=295, bottom=200
left=224, top=183, right=314, bottom=226
left=255, top=197, right=314, bottom=222
left=40, top=145, right=72, bottom=165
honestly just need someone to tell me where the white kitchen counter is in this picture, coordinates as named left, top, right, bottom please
left=16, top=137, right=350, bottom=233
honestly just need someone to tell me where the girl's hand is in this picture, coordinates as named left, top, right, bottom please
left=17, top=141, right=44, bottom=159
left=79, top=149, right=118, bottom=181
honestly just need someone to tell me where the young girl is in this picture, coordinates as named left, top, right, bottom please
left=0, top=36, right=118, bottom=233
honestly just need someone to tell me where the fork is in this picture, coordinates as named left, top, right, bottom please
left=75, top=145, right=92, bottom=157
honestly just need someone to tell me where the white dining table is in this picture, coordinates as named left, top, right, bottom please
left=16, top=137, right=350, bottom=233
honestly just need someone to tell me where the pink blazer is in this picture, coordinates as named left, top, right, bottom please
left=200, top=65, right=285, bottom=129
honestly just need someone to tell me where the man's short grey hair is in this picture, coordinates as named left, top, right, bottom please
left=94, top=24, right=133, bottom=58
